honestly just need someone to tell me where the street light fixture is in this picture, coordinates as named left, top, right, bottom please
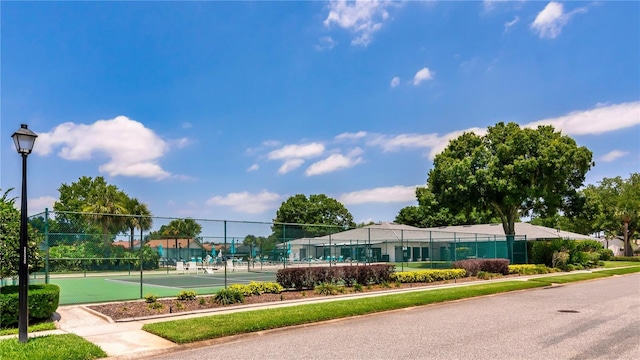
left=11, top=124, right=38, bottom=343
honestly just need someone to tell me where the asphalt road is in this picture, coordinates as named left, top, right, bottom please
left=148, top=274, right=640, bottom=360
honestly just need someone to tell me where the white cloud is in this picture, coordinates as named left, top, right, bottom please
left=28, top=196, right=57, bottom=214
left=368, top=133, right=440, bottom=152
left=531, top=2, right=587, bottom=39
left=181, top=122, right=193, bottom=129
left=267, top=142, right=325, bottom=160
left=206, top=190, right=283, bottom=214
left=315, top=36, right=337, bottom=51
left=413, top=67, right=434, bottom=85
left=600, top=150, right=630, bottom=163
left=279, top=159, right=305, bottom=174
left=368, top=127, right=487, bottom=159
left=390, top=76, right=400, bottom=88
left=524, top=101, right=640, bottom=135
left=305, top=150, right=364, bottom=176
left=323, top=0, right=395, bottom=46
left=504, top=16, right=519, bottom=33
left=34, top=116, right=176, bottom=179
left=247, top=164, right=259, bottom=172
left=335, top=131, right=367, bottom=141
left=263, top=140, right=281, bottom=147
left=339, top=185, right=419, bottom=205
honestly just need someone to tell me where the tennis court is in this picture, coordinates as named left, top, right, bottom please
left=45, top=270, right=278, bottom=305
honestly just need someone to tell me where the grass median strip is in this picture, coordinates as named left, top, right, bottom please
left=0, top=322, right=57, bottom=336
left=529, top=266, right=640, bottom=285
left=0, top=334, right=106, bottom=360
left=595, top=266, right=640, bottom=276
left=143, top=281, right=546, bottom=343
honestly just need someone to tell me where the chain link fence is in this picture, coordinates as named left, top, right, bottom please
left=14, top=210, right=527, bottom=304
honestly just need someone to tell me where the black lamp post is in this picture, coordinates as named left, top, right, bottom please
left=11, top=124, right=38, bottom=343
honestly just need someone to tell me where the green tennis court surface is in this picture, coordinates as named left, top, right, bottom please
left=47, top=271, right=277, bottom=305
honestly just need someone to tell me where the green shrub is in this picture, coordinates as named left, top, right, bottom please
left=228, top=284, right=253, bottom=297
left=598, top=249, right=614, bottom=261
left=0, top=284, right=60, bottom=327
left=552, top=251, right=569, bottom=269
left=314, top=283, right=340, bottom=295
left=248, top=281, right=284, bottom=295
left=199, top=297, right=206, bottom=305
left=575, top=240, right=604, bottom=252
left=148, top=302, right=164, bottom=311
left=390, top=269, right=466, bottom=283
left=144, top=293, right=158, bottom=303
left=214, top=288, right=244, bottom=305
left=508, top=264, right=552, bottom=275
left=353, top=283, right=364, bottom=292
left=477, top=271, right=503, bottom=280
left=177, top=290, right=197, bottom=301
left=565, top=264, right=576, bottom=272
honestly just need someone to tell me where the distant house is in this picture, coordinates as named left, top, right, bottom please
left=598, top=237, right=626, bottom=256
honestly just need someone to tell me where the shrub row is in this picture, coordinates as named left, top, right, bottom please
left=227, top=282, right=284, bottom=296
left=390, top=269, right=466, bottom=283
left=452, top=259, right=510, bottom=276
left=611, top=256, right=640, bottom=262
left=0, top=284, right=60, bottom=328
left=529, top=239, right=612, bottom=269
left=508, top=264, right=553, bottom=275
left=276, top=265, right=395, bottom=290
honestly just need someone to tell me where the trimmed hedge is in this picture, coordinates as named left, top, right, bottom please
left=227, top=282, right=284, bottom=296
left=452, top=259, right=510, bottom=276
left=390, top=269, right=466, bottom=283
left=276, top=265, right=395, bottom=290
left=508, top=264, right=553, bottom=275
left=611, top=256, right=640, bottom=262
left=0, top=284, right=60, bottom=328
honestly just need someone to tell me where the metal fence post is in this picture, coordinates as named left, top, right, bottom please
left=224, top=220, right=227, bottom=288
left=139, top=218, right=143, bottom=299
left=44, top=208, right=50, bottom=284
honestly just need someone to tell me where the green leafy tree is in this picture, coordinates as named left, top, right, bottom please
left=0, top=188, right=42, bottom=278
left=81, top=181, right=128, bottom=249
left=124, top=197, right=153, bottom=248
left=243, top=234, right=274, bottom=258
left=149, top=218, right=202, bottom=240
left=396, top=187, right=497, bottom=228
left=272, top=194, right=355, bottom=240
left=53, top=176, right=105, bottom=243
left=579, top=174, right=639, bottom=256
left=428, top=122, right=593, bottom=260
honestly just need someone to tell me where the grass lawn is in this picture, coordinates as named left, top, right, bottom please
left=0, top=322, right=57, bottom=336
left=143, top=280, right=546, bottom=343
left=0, top=334, right=106, bottom=360
left=602, top=261, right=640, bottom=268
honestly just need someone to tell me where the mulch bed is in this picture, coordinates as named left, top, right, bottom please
left=87, top=276, right=497, bottom=321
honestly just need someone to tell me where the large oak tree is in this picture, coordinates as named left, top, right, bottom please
left=272, top=194, right=355, bottom=240
left=428, top=122, right=593, bottom=260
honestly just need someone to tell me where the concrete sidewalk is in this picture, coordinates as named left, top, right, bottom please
left=0, top=270, right=618, bottom=360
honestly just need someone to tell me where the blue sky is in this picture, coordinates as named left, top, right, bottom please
left=1, top=1, right=639, bottom=228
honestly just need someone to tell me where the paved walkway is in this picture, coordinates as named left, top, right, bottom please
left=0, top=269, right=626, bottom=360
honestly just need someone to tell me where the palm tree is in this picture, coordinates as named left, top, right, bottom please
left=82, top=184, right=127, bottom=250
left=124, top=198, right=153, bottom=250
